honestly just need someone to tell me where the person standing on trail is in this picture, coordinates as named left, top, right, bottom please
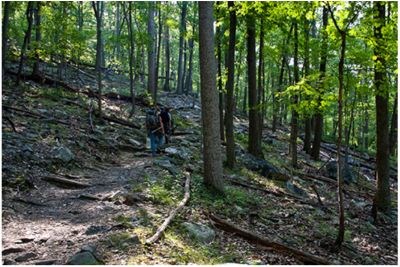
left=160, top=107, right=172, bottom=144
left=146, top=106, right=165, bottom=157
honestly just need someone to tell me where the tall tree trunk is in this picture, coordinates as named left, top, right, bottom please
left=389, top=94, right=397, bottom=156
left=303, top=14, right=312, bottom=154
left=16, top=2, right=34, bottom=86
left=2, top=1, right=11, bottom=76
left=198, top=1, right=224, bottom=193
left=372, top=1, right=391, bottom=217
left=147, top=2, right=157, bottom=103
left=184, top=32, right=194, bottom=95
left=32, top=2, right=42, bottom=77
left=155, top=3, right=162, bottom=101
left=217, top=26, right=225, bottom=141
left=177, top=2, right=187, bottom=94
left=258, top=18, right=265, bottom=146
left=92, top=1, right=104, bottom=120
left=247, top=13, right=262, bottom=158
left=290, top=22, right=299, bottom=168
left=163, top=17, right=171, bottom=92
left=311, top=6, right=328, bottom=161
left=127, top=2, right=135, bottom=113
left=225, top=1, right=237, bottom=169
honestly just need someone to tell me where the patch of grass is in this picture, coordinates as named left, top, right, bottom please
left=173, top=114, right=193, bottom=129
left=114, top=215, right=134, bottom=229
left=39, top=87, right=75, bottom=101
left=149, top=184, right=175, bottom=205
left=315, top=221, right=336, bottom=239
left=107, top=232, right=139, bottom=250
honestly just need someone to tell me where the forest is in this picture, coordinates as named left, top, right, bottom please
left=1, top=1, right=398, bottom=265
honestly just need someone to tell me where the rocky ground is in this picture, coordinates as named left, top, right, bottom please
left=2, top=69, right=398, bottom=265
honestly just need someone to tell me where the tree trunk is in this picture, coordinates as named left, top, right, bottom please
left=155, top=2, right=162, bottom=101
left=311, top=6, right=328, bottom=161
left=92, top=1, right=104, bottom=120
left=198, top=1, right=224, bottom=193
left=2, top=1, right=11, bottom=76
left=225, top=1, right=237, bottom=169
left=389, top=94, right=397, bottom=156
left=258, top=18, right=265, bottom=146
left=147, top=2, right=157, bottom=103
left=177, top=2, right=187, bottom=94
left=217, top=25, right=225, bottom=142
left=16, top=2, right=34, bottom=86
left=290, top=22, right=299, bottom=168
left=184, top=32, right=194, bottom=95
left=303, top=14, right=311, bottom=154
left=372, top=1, right=391, bottom=216
left=247, top=13, right=262, bottom=158
left=163, top=6, right=170, bottom=92
left=32, top=2, right=42, bottom=77
left=127, top=2, right=135, bottom=113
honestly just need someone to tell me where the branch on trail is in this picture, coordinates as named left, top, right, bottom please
left=311, top=184, right=324, bottom=206
left=209, top=213, right=331, bottom=265
left=101, top=114, right=141, bottom=129
left=42, top=175, right=91, bottom=189
left=3, top=116, right=17, bottom=132
left=294, top=170, right=336, bottom=185
left=145, top=172, right=191, bottom=244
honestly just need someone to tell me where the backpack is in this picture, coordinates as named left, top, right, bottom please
left=146, top=109, right=160, bottom=131
left=160, top=110, right=170, bottom=124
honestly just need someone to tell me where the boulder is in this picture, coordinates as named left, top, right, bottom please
left=286, top=181, right=308, bottom=198
left=324, top=160, right=356, bottom=184
left=14, top=252, right=37, bottom=262
left=165, top=147, right=190, bottom=160
left=242, top=154, right=290, bottom=181
left=182, top=222, right=215, bottom=244
left=66, top=245, right=103, bottom=265
left=51, top=146, right=75, bottom=163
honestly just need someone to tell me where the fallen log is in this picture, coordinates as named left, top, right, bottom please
left=102, top=114, right=141, bottom=129
left=209, top=213, right=330, bottom=265
left=145, top=172, right=191, bottom=244
left=294, top=171, right=336, bottom=185
left=42, top=175, right=90, bottom=189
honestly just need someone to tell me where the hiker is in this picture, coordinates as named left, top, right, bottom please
left=146, top=106, right=165, bottom=157
left=160, top=107, right=172, bottom=144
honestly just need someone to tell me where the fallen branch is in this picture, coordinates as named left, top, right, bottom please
left=209, top=213, right=330, bottom=265
left=294, top=171, right=336, bottom=185
left=42, top=175, right=91, bottom=189
left=3, top=116, right=17, bottom=132
left=101, top=114, right=141, bottom=129
left=145, top=172, right=191, bottom=244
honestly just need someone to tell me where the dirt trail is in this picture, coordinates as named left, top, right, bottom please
left=2, top=151, right=155, bottom=264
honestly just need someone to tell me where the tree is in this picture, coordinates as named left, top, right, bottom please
left=372, top=1, right=391, bottom=218
left=16, top=2, right=34, bottom=86
left=125, top=2, right=136, bottom=114
left=389, top=94, right=397, bottom=156
left=225, top=1, right=237, bottom=168
left=289, top=21, right=299, bottom=168
left=247, top=12, right=263, bottom=158
left=328, top=2, right=359, bottom=248
left=92, top=1, right=104, bottom=119
left=2, top=1, right=11, bottom=76
left=147, top=2, right=157, bottom=103
left=32, top=2, right=42, bottom=77
left=163, top=3, right=171, bottom=92
left=177, top=2, right=187, bottom=94
left=198, top=1, right=224, bottom=192
left=311, top=6, right=328, bottom=161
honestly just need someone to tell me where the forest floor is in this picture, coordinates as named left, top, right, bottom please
left=2, top=67, right=398, bottom=265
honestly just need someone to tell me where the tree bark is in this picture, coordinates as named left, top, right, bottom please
left=32, top=2, right=42, bottom=77
left=217, top=25, right=225, bottom=141
left=258, top=18, right=265, bottom=147
left=147, top=2, right=157, bottom=103
left=184, top=31, right=194, bottom=95
left=372, top=1, right=391, bottom=216
left=127, top=2, right=136, bottom=113
left=92, top=1, right=104, bottom=120
left=311, top=6, right=328, bottom=161
left=389, top=94, right=397, bottom=156
left=176, top=2, right=187, bottom=94
left=2, top=1, right=11, bottom=76
left=16, top=2, right=34, bottom=86
left=247, top=13, right=262, bottom=158
left=155, top=2, right=162, bottom=101
left=290, top=22, right=299, bottom=168
left=225, top=1, right=237, bottom=169
left=198, top=1, right=224, bottom=193
left=163, top=9, right=171, bottom=92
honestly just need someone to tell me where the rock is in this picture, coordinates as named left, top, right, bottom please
left=15, top=252, right=37, bottom=262
left=286, top=181, right=308, bottom=198
left=85, top=225, right=109, bottom=235
left=123, top=193, right=144, bottom=206
left=3, top=259, right=17, bottom=265
left=2, top=247, right=25, bottom=255
left=324, top=160, right=356, bottom=184
left=51, top=146, right=75, bottom=163
left=128, top=139, right=142, bottom=147
left=33, top=259, right=57, bottom=265
left=153, top=158, right=178, bottom=175
left=182, top=222, right=215, bottom=244
left=164, top=147, right=190, bottom=160
left=66, top=251, right=101, bottom=265
left=242, top=154, right=290, bottom=181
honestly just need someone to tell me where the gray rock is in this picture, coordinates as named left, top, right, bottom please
left=182, top=222, right=215, bottom=244
left=324, top=160, right=356, bottom=184
left=66, top=251, right=101, bottom=265
left=85, top=225, right=109, bottom=235
left=165, top=147, right=190, bottom=160
left=2, top=247, right=25, bottom=255
left=52, top=146, right=75, bottom=163
left=128, top=139, right=142, bottom=147
left=286, top=181, right=308, bottom=198
left=242, top=154, right=290, bottom=181
left=15, top=252, right=37, bottom=262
